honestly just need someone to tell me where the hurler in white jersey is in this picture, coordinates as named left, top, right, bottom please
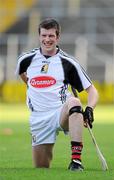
left=16, top=47, right=91, bottom=112
left=16, top=18, right=99, bottom=171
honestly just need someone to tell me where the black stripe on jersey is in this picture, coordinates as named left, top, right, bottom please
left=80, top=65, right=92, bottom=83
left=18, top=48, right=39, bottom=59
left=61, top=58, right=84, bottom=92
left=59, top=49, right=79, bottom=63
left=19, top=54, right=35, bottom=74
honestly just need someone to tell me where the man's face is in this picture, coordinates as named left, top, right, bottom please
left=39, top=28, right=59, bottom=55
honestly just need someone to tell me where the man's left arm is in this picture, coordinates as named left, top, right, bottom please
left=86, top=84, right=99, bottom=109
left=84, top=84, right=99, bottom=128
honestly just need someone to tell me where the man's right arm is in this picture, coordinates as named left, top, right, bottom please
left=20, top=72, right=28, bottom=84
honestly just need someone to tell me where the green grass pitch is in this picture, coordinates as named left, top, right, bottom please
left=0, top=103, right=114, bottom=180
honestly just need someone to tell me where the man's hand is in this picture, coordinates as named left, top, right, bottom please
left=83, top=106, right=94, bottom=128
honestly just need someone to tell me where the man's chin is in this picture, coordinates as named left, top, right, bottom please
left=45, top=47, right=53, bottom=51
left=41, top=45, right=56, bottom=55
left=44, top=47, right=54, bottom=53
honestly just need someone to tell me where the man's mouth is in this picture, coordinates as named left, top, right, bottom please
left=44, top=42, right=53, bottom=47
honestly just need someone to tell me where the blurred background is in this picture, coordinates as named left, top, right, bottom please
left=0, top=0, right=114, bottom=104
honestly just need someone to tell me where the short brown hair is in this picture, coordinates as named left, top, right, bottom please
left=38, top=18, right=61, bottom=37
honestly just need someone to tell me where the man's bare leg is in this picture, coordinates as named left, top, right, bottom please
left=60, top=97, right=83, bottom=140
left=60, top=97, right=84, bottom=171
left=32, top=144, right=54, bottom=168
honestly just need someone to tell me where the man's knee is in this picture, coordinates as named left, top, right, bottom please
left=34, top=156, right=51, bottom=168
left=67, top=97, right=82, bottom=109
left=66, top=97, right=83, bottom=117
left=69, top=106, right=83, bottom=116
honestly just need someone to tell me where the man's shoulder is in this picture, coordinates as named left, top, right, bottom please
left=59, top=49, right=79, bottom=65
left=18, top=48, right=39, bottom=62
left=59, top=49, right=71, bottom=58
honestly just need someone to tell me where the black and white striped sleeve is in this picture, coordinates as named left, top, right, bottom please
left=69, top=62, right=92, bottom=92
left=15, top=53, right=35, bottom=75
left=60, top=55, right=92, bottom=92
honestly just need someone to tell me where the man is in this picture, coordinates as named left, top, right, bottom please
left=15, top=18, right=99, bottom=171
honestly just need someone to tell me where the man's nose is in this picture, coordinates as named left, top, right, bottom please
left=45, top=36, right=50, bottom=41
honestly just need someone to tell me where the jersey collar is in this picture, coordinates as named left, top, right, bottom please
left=39, top=46, right=60, bottom=58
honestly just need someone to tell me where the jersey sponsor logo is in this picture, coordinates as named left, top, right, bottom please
left=30, top=76, right=56, bottom=88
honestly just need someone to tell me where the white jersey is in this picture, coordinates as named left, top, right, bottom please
left=16, top=47, right=92, bottom=112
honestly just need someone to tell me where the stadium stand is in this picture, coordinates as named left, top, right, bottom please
left=0, top=0, right=114, bottom=103
left=0, top=0, right=37, bottom=33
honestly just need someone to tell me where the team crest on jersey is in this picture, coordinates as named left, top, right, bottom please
left=32, top=135, right=36, bottom=143
left=41, top=64, right=49, bottom=73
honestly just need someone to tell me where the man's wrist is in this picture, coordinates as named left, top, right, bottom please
left=86, top=106, right=93, bottom=111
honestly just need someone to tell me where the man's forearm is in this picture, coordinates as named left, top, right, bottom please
left=86, top=85, right=99, bottom=109
left=20, top=73, right=28, bottom=84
